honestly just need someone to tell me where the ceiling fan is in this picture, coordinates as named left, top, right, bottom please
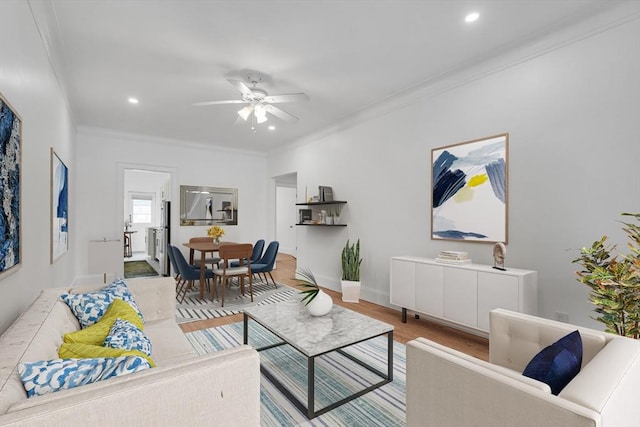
left=193, top=74, right=308, bottom=132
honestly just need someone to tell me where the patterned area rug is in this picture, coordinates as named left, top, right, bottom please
left=123, top=260, right=158, bottom=278
left=176, top=280, right=298, bottom=324
left=185, top=322, right=406, bottom=426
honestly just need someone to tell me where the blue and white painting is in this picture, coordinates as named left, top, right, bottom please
left=0, top=95, right=21, bottom=278
left=51, top=149, right=68, bottom=263
left=431, top=134, right=508, bottom=243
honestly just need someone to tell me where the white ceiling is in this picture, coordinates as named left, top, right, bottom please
left=34, top=0, right=623, bottom=152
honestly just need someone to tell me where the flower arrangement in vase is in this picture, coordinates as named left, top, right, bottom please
left=295, top=267, right=333, bottom=316
left=207, top=225, right=225, bottom=244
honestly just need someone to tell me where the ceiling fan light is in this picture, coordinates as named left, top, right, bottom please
left=237, top=105, right=252, bottom=121
left=254, top=104, right=268, bottom=124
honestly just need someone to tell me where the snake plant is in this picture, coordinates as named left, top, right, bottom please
left=572, top=212, right=640, bottom=339
left=341, top=239, right=362, bottom=281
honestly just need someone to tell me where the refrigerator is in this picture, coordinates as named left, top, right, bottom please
left=157, top=200, right=171, bottom=276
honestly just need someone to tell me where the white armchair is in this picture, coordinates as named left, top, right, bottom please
left=406, top=309, right=640, bottom=427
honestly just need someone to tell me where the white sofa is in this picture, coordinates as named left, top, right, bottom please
left=406, top=308, right=640, bottom=427
left=0, top=277, right=260, bottom=426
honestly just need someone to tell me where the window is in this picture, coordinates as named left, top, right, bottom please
left=131, top=194, right=153, bottom=224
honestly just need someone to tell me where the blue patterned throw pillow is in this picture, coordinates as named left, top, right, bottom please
left=103, top=318, right=152, bottom=356
left=522, top=330, right=582, bottom=395
left=61, top=279, right=144, bottom=329
left=18, top=356, right=151, bottom=397
left=60, top=291, right=114, bottom=329
left=102, top=279, right=144, bottom=324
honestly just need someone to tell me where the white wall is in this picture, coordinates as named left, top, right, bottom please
left=0, top=1, right=76, bottom=333
left=74, top=127, right=269, bottom=282
left=268, top=9, right=640, bottom=328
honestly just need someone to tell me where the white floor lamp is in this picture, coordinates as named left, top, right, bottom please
left=88, top=239, right=122, bottom=283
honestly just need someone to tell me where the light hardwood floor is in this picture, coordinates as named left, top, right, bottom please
left=179, top=253, right=489, bottom=361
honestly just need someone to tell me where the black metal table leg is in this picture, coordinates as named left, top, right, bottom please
left=388, top=330, right=394, bottom=381
left=243, top=313, right=249, bottom=344
left=308, top=356, right=315, bottom=418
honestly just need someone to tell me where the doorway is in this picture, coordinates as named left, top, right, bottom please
left=274, top=173, right=297, bottom=257
left=122, top=167, right=172, bottom=276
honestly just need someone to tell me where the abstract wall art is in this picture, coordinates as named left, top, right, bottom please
left=51, top=148, right=69, bottom=263
left=431, top=133, right=508, bottom=243
left=0, top=94, right=22, bottom=279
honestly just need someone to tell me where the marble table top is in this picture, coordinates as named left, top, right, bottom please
left=244, top=299, right=393, bottom=357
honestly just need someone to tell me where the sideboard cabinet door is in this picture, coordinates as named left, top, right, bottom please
left=390, top=258, right=415, bottom=310
left=476, top=272, right=519, bottom=331
left=415, top=263, right=444, bottom=317
left=443, top=268, right=478, bottom=327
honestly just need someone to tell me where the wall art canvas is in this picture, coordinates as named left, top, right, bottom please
left=431, top=133, right=508, bottom=243
left=51, top=148, right=69, bottom=263
left=0, top=94, right=22, bottom=279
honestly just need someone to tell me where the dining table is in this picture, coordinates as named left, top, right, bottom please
left=182, top=241, right=236, bottom=299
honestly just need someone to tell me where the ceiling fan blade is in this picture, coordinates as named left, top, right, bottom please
left=265, top=104, right=299, bottom=123
left=264, top=93, right=309, bottom=104
left=192, top=99, right=245, bottom=107
left=227, top=79, right=253, bottom=96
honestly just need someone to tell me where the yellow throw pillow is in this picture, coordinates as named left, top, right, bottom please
left=64, top=299, right=144, bottom=346
left=58, top=342, right=156, bottom=368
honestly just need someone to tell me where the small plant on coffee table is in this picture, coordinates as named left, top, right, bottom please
left=295, top=267, right=320, bottom=305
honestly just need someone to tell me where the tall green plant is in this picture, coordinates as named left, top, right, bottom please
left=341, top=239, right=362, bottom=281
left=572, top=212, right=640, bottom=339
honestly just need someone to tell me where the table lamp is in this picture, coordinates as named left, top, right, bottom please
left=88, top=239, right=122, bottom=283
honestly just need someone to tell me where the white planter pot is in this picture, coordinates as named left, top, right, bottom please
left=341, top=280, right=361, bottom=303
left=305, top=290, right=333, bottom=316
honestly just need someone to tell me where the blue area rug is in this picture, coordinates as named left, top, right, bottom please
left=185, top=322, right=406, bottom=426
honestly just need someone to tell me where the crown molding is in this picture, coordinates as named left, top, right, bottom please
left=270, top=1, right=640, bottom=156
left=77, top=126, right=267, bottom=158
left=28, top=0, right=77, bottom=127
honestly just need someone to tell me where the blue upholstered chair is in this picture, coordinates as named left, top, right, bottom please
left=171, top=245, right=214, bottom=303
left=231, top=239, right=264, bottom=268
left=167, top=243, right=179, bottom=282
left=251, top=241, right=279, bottom=289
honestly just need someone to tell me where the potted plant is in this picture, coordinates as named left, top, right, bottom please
left=295, top=267, right=333, bottom=316
left=333, top=208, right=341, bottom=225
left=325, top=208, right=334, bottom=225
left=341, top=239, right=362, bottom=302
left=572, top=212, right=640, bottom=339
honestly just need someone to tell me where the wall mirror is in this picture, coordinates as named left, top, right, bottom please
left=180, top=185, right=238, bottom=226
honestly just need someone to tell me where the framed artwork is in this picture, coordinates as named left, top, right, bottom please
left=51, top=148, right=69, bottom=263
left=0, top=94, right=22, bottom=279
left=431, top=133, right=508, bottom=243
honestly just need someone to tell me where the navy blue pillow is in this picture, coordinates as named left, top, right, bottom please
left=522, top=330, right=582, bottom=395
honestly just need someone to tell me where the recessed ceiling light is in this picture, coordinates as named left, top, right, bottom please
left=465, top=12, right=479, bottom=23
left=128, top=97, right=139, bottom=104
left=268, top=125, right=276, bottom=131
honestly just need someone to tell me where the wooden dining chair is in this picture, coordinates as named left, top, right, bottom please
left=189, top=236, right=221, bottom=269
left=212, top=243, right=253, bottom=307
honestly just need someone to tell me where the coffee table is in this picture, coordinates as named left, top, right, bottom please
left=243, top=299, right=394, bottom=419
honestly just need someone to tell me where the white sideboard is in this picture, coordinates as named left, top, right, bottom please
left=390, top=256, right=538, bottom=335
